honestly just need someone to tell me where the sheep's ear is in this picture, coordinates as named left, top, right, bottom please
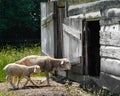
left=61, top=61, right=64, bottom=65
left=34, top=68, right=37, bottom=73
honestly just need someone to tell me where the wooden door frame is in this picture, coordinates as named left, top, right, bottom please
left=83, top=19, right=100, bottom=76
left=82, top=19, right=88, bottom=75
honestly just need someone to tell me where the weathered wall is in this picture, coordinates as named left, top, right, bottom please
left=41, top=1, right=120, bottom=93
left=93, top=8, right=120, bottom=94
left=100, top=8, right=120, bottom=77
left=41, top=2, right=54, bottom=57
left=68, top=0, right=120, bottom=16
left=67, top=1, right=120, bottom=92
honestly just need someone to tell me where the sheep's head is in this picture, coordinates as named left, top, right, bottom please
left=60, top=58, right=71, bottom=70
left=33, top=65, right=41, bottom=73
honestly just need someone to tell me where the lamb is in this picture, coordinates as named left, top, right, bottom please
left=16, top=55, right=71, bottom=86
left=3, top=63, right=41, bottom=89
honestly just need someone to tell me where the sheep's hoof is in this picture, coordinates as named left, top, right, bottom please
left=47, top=84, right=51, bottom=87
left=35, top=86, right=39, bottom=88
left=13, top=88, right=19, bottom=90
left=8, top=87, right=19, bottom=91
left=34, top=85, right=39, bottom=87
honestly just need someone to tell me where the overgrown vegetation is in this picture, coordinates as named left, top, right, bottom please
left=0, top=0, right=40, bottom=41
left=0, top=44, right=41, bottom=82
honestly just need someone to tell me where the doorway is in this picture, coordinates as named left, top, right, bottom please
left=86, top=20, right=100, bottom=76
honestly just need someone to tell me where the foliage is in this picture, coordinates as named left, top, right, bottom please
left=0, top=0, right=40, bottom=40
left=0, top=44, right=41, bottom=82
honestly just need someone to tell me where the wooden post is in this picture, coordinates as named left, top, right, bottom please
left=53, top=2, right=58, bottom=58
left=57, top=2, right=65, bottom=58
left=65, top=2, right=68, bottom=17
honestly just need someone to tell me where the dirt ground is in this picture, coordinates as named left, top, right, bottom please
left=0, top=77, right=93, bottom=96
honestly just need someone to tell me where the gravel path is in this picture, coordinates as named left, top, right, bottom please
left=0, top=77, right=92, bottom=96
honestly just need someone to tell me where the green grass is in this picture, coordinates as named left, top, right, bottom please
left=0, top=44, right=42, bottom=82
left=0, top=91, right=17, bottom=96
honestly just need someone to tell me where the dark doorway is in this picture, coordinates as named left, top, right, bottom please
left=86, top=20, right=100, bottom=76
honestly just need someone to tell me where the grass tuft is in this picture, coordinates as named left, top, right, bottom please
left=0, top=44, right=42, bottom=82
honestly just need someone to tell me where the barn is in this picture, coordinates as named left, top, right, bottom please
left=41, top=0, right=120, bottom=94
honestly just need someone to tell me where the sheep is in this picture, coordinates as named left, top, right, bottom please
left=3, top=63, right=41, bottom=89
left=16, top=55, right=71, bottom=86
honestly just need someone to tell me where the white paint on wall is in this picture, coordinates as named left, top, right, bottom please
left=100, top=46, right=120, bottom=60
left=100, top=24, right=120, bottom=46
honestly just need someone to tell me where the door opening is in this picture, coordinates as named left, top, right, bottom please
left=86, top=20, right=100, bottom=76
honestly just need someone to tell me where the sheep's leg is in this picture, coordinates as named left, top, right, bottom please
left=12, top=76, right=17, bottom=86
left=46, top=72, right=50, bottom=86
left=16, top=77, right=21, bottom=88
left=7, top=75, right=17, bottom=89
left=24, top=76, right=38, bottom=86
left=14, top=76, right=18, bottom=87
left=23, top=79, right=29, bottom=87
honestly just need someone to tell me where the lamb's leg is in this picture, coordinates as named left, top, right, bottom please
left=16, top=77, right=21, bottom=88
left=12, top=76, right=17, bottom=86
left=7, top=75, right=17, bottom=89
left=24, top=76, right=38, bottom=86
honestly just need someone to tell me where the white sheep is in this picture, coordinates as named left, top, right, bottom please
left=3, top=63, right=41, bottom=89
left=16, top=55, right=71, bottom=86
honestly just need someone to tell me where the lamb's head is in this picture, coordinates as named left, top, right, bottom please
left=59, top=58, right=71, bottom=70
left=33, top=65, right=41, bottom=73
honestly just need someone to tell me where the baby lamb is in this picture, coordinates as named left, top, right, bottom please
left=3, top=63, right=41, bottom=89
